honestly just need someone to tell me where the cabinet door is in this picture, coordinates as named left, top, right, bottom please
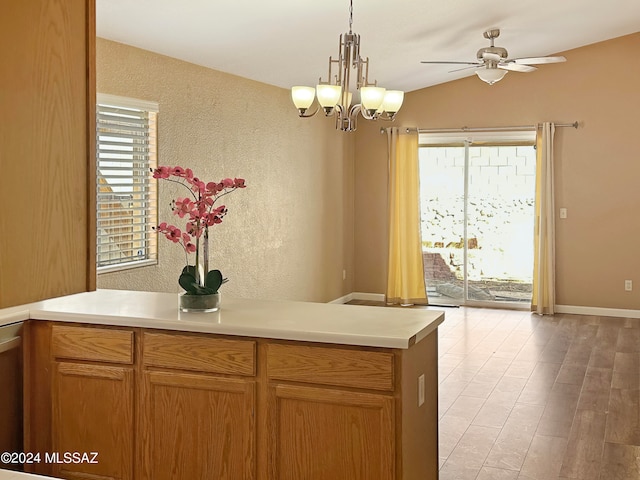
left=141, top=371, right=255, bottom=480
left=268, top=384, right=395, bottom=480
left=52, top=362, right=134, bottom=480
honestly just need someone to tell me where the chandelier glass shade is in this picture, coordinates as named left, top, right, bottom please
left=291, top=1, right=404, bottom=132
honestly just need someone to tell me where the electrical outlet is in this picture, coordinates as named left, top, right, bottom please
left=559, top=208, right=567, bottom=219
left=625, top=280, right=632, bottom=291
left=418, top=374, right=425, bottom=407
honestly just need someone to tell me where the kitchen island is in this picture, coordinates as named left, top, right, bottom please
left=13, top=290, right=443, bottom=480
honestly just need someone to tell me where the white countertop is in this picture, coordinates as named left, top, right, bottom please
left=0, top=304, right=30, bottom=328
left=0, top=470, right=59, bottom=480
left=0, top=289, right=444, bottom=349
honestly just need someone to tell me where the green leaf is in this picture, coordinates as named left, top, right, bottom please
left=179, top=265, right=224, bottom=295
left=182, top=265, right=196, bottom=277
left=205, top=269, right=224, bottom=293
left=178, top=271, right=198, bottom=294
left=191, top=284, right=216, bottom=295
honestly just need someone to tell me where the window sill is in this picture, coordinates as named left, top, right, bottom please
left=97, top=259, right=158, bottom=275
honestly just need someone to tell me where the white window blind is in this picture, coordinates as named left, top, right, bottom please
left=96, top=94, right=159, bottom=272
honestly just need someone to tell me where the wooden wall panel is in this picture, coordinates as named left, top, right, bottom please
left=0, top=0, right=95, bottom=308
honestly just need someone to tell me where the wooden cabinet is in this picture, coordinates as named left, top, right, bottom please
left=266, top=343, right=394, bottom=391
left=51, top=325, right=135, bottom=480
left=140, top=332, right=256, bottom=480
left=268, top=384, right=394, bottom=480
left=141, top=371, right=254, bottom=480
left=142, top=332, right=255, bottom=375
left=266, top=343, right=396, bottom=480
left=52, top=363, right=134, bottom=480
left=52, top=325, right=134, bottom=364
left=25, top=322, right=439, bottom=480
left=265, top=336, right=439, bottom=480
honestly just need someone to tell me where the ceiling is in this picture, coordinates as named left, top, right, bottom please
left=97, top=0, right=640, bottom=93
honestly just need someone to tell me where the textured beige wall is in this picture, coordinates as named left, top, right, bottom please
left=354, top=32, right=640, bottom=310
left=96, top=38, right=354, bottom=302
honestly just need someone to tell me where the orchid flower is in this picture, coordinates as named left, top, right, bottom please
left=152, top=166, right=246, bottom=295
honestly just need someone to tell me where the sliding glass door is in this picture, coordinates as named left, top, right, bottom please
left=419, top=132, right=536, bottom=306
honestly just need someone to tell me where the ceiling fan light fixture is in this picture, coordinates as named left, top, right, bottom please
left=422, top=29, right=567, bottom=86
left=475, top=67, right=508, bottom=85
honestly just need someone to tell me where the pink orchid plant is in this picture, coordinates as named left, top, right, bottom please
left=152, top=165, right=246, bottom=295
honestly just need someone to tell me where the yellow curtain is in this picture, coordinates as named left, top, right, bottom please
left=532, top=122, right=556, bottom=314
left=386, top=128, right=428, bottom=305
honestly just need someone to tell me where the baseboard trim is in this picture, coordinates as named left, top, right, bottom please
left=330, top=292, right=386, bottom=304
left=328, top=293, right=354, bottom=304
left=329, top=295, right=640, bottom=319
left=555, top=304, right=640, bottom=319
left=353, top=292, right=386, bottom=302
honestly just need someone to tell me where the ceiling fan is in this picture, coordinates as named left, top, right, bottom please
left=421, top=28, right=566, bottom=85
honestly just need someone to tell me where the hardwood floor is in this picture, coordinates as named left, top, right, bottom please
left=348, top=301, right=640, bottom=479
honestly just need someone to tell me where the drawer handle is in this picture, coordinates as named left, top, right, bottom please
left=0, top=336, right=21, bottom=354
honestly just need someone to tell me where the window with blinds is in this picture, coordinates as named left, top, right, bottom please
left=96, top=94, right=158, bottom=272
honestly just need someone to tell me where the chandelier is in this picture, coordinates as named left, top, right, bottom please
left=290, top=0, right=404, bottom=132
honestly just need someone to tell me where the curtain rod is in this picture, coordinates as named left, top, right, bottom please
left=418, top=121, right=578, bottom=134
left=380, top=122, right=579, bottom=135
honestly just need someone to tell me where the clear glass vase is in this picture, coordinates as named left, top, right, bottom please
left=179, top=292, right=220, bottom=313
left=178, top=227, right=223, bottom=313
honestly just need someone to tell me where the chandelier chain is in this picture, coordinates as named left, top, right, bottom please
left=348, top=0, right=353, bottom=33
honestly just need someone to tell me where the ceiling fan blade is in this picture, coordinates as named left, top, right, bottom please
left=513, top=56, right=566, bottom=65
left=420, top=61, right=481, bottom=65
left=449, top=64, right=481, bottom=73
left=499, top=62, right=537, bottom=72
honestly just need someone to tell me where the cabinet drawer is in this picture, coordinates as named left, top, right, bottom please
left=143, top=332, right=255, bottom=376
left=52, top=325, right=134, bottom=364
left=267, top=344, right=394, bottom=391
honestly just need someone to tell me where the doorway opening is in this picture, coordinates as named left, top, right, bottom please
left=419, top=131, right=536, bottom=307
